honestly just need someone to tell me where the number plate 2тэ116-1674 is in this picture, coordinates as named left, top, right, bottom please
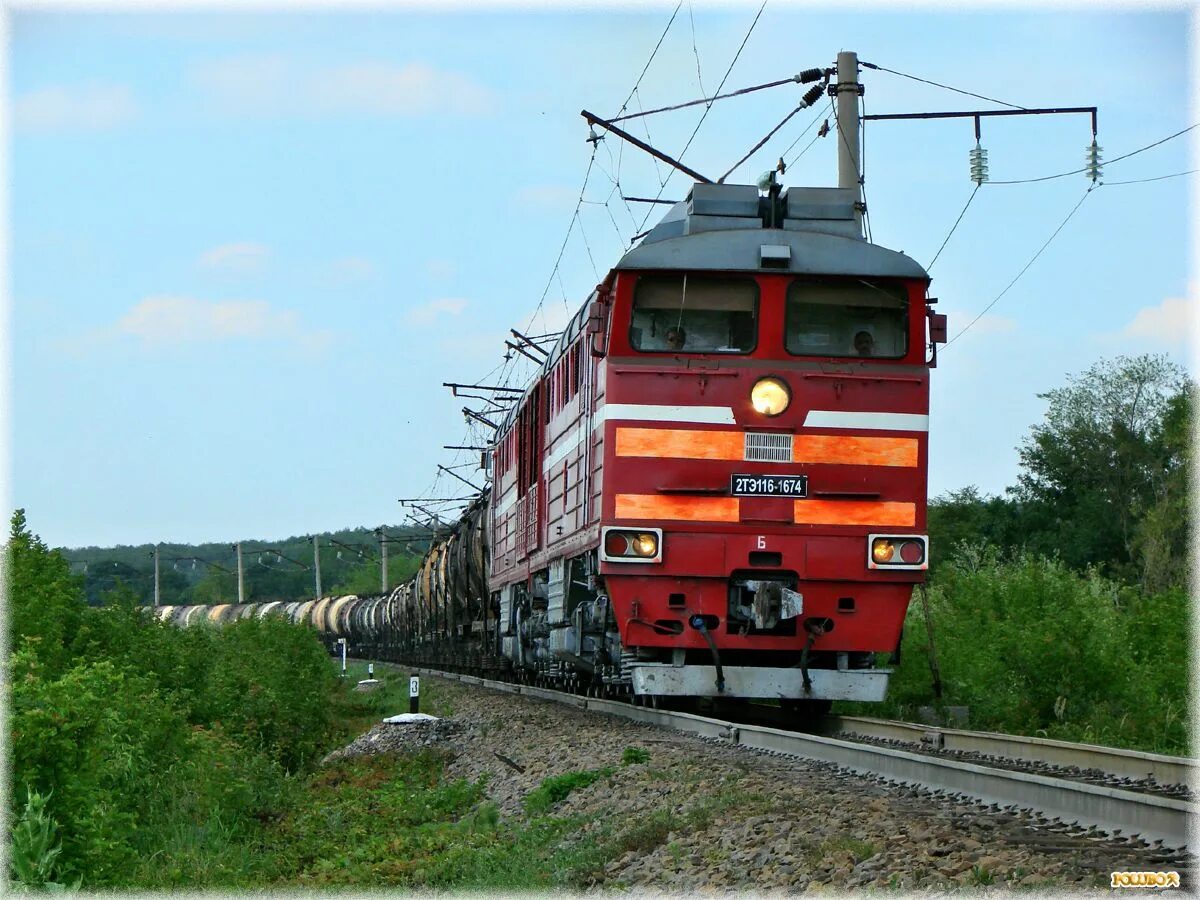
left=730, top=474, right=808, bottom=497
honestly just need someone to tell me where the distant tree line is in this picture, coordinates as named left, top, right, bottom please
left=63, top=525, right=436, bottom=606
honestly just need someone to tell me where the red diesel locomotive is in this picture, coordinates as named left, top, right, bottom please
left=485, top=180, right=946, bottom=709
left=157, top=180, right=946, bottom=716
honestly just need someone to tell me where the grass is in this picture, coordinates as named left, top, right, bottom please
left=240, top=751, right=624, bottom=891
left=524, top=767, right=617, bottom=816
left=621, top=746, right=650, bottom=765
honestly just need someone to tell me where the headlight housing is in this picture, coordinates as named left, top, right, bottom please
left=600, top=527, right=663, bottom=563
left=751, top=376, right=791, bottom=417
left=867, top=534, right=928, bottom=570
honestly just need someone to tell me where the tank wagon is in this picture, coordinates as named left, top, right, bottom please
left=165, top=176, right=947, bottom=716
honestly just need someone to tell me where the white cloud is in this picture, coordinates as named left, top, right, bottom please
left=198, top=242, right=270, bottom=273
left=408, top=297, right=468, bottom=325
left=113, top=296, right=328, bottom=350
left=1119, top=294, right=1192, bottom=347
left=14, top=84, right=136, bottom=132
left=190, top=55, right=291, bottom=114
left=313, top=61, right=491, bottom=116
left=190, top=55, right=495, bottom=118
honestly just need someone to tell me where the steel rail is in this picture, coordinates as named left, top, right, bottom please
left=413, top=668, right=1193, bottom=850
left=829, top=716, right=1196, bottom=787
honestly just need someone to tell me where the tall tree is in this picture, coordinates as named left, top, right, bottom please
left=1010, top=354, right=1189, bottom=577
left=1131, top=385, right=1193, bottom=592
left=7, top=509, right=86, bottom=674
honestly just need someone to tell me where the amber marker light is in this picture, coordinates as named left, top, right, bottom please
left=872, top=539, right=895, bottom=563
left=633, top=533, right=659, bottom=557
left=750, top=376, right=791, bottom=417
left=600, top=527, right=664, bottom=563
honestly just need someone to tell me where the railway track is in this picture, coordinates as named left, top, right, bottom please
left=409, top=666, right=1194, bottom=851
left=826, top=716, right=1193, bottom=801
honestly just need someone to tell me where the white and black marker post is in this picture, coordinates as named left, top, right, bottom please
left=338, top=638, right=347, bottom=678
left=409, top=674, right=420, bottom=714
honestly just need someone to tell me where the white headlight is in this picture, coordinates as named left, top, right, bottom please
left=751, top=376, right=791, bottom=416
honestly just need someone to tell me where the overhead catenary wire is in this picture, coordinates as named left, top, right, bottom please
left=687, top=0, right=706, bottom=97
left=988, top=123, right=1198, bottom=185
left=945, top=185, right=1095, bottom=348
left=613, top=1, right=683, bottom=119
left=717, top=82, right=825, bottom=183
left=635, top=0, right=770, bottom=234
left=634, top=88, right=669, bottom=188
left=1101, top=168, right=1197, bottom=186
left=608, top=73, right=812, bottom=124
left=781, top=103, right=828, bottom=164
left=488, top=0, right=688, bottom=402
left=861, top=60, right=1026, bottom=111
left=927, top=184, right=980, bottom=271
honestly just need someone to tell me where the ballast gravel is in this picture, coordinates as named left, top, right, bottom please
left=329, top=675, right=1193, bottom=892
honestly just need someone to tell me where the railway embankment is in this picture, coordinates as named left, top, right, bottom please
left=324, top=672, right=1190, bottom=891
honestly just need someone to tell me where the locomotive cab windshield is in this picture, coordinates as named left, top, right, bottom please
left=786, top=278, right=908, bottom=359
left=629, top=274, right=758, bottom=353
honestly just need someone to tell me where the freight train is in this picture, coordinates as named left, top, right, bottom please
left=160, top=178, right=947, bottom=716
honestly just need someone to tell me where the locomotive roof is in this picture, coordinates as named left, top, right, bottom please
left=616, top=182, right=929, bottom=279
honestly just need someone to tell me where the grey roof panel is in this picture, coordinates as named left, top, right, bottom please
left=616, top=227, right=929, bottom=280
left=782, top=186, right=857, bottom=221
left=690, top=183, right=760, bottom=217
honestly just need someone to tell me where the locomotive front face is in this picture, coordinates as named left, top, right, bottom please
left=596, top=246, right=932, bottom=701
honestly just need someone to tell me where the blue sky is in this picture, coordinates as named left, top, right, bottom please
left=9, top=5, right=1194, bottom=549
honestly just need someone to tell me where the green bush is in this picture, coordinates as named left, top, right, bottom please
left=7, top=510, right=86, bottom=676
left=877, top=548, right=1189, bottom=753
left=6, top=512, right=344, bottom=888
left=197, top=615, right=336, bottom=771
left=9, top=650, right=192, bottom=883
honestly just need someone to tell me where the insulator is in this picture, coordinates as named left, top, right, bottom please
left=797, top=68, right=825, bottom=83
left=969, top=142, right=989, bottom=185
left=801, top=84, right=824, bottom=108
left=1085, top=140, right=1103, bottom=182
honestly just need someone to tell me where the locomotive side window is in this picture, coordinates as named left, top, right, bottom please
left=785, top=279, right=908, bottom=358
left=630, top=275, right=758, bottom=354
